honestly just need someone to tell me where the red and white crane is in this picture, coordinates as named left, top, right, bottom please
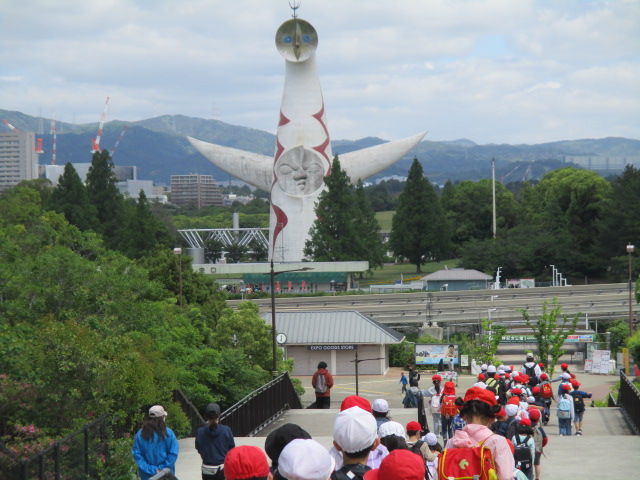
left=2, top=119, right=19, bottom=132
left=91, top=96, right=110, bottom=153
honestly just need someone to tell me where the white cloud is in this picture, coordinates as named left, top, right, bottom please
left=0, top=0, right=638, bottom=144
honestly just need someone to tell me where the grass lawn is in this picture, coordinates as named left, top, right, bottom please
left=356, top=259, right=460, bottom=288
left=375, top=211, right=394, bottom=231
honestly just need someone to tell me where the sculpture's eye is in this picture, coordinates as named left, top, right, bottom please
left=283, top=35, right=293, bottom=44
left=302, top=35, right=311, bottom=43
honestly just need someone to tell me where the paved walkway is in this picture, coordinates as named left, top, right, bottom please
left=176, top=368, right=639, bottom=480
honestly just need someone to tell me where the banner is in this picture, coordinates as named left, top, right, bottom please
left=415, top=344, right=458, bottom=365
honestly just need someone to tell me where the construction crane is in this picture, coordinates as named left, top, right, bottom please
left=3, top=119, right=44, bottom=154
left=110, top=125, right=129, bottom=157
left=91, top=96, right=110, bottom=154
left=2, top=119, right=19, bottom=132
left=51, top=118, right=57, bottom=165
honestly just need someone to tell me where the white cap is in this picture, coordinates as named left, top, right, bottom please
left=505, top=404, right=519, bottom=417
left=378, top=421, right=406, bottom=439
left=148, top=405, right=168, bottom=418
left=423, top=432, right=438, bottom=446
left=497, top=365, right=505, bottom=372
left=487, top=365, right=497, bottom=373
left=278, top=439, right=335, bottom=480
left=333, top=407, right=378, bottom=454
left=562, top=372, right=571, bottom=380
left=372, top=399, right=389, bottom=413
left=527, top=396, right=536, bottom=404
left=481, top=364, right=488, bottom=370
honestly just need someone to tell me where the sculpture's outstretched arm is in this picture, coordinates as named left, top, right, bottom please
left=187, top=136, right=273, bottom=192
left=340, top=131, right=428, bottom=184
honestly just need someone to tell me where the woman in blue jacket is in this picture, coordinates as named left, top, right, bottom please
left=132, top=405, right=179, bottom=480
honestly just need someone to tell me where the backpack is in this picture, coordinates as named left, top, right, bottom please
left=430, top=392, right=441, bottom=411
left=532, top=426, right=543, bottom=454
left=331, top=464, right=370, bottom=480
left=523, top=364, right=538, bottom=387
left=409, top=440, right=425, bottom=457
left=315, top=373, right=327, bottom=394
left=540, top=381, right=553, bottom=399
left=453, top=414, right=466, bottom=431
left=441, top=395, right=458, bottom=417
left=437, top=437, right=497, bottom=480
left=571, top=392, right=585, bottom=413
left=513, top=435, right=533, bottom=470
left=557, top=395, right=572, bottom=419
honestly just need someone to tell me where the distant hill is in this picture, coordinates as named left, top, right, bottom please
left=2, top=108, right=639, bottom=187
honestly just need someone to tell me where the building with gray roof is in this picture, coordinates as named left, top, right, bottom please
left=422, top=268, right=493, bottom=292
left=261, top=311, right=404, bottom=376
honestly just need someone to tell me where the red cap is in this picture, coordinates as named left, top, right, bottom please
left=538, top=363, right=545, bottom=368
left=432, top=374, right=442, bottom=382
left=570, top=379, right=580, bottom=388
left=364, top=449, right=425, bottom=480
left=443, top=381, right=456, bottom=395
left=508, top=397, right=520, bottom=405
left=477, top=373, right=485, bottom=380
left=224, top=445, right=270, bottom=480
left=340, top=395, right=372, bottom=412
left=463, top=386, right=497, bottom=406
left=519, top=417, right=532, bottom=427
left=561, top=363, right=569, bottom=369
left=505, top=373, right=511, bottom=379
left=406, top=421, right=422, bottom=433
left=494, top=374, right=500, bottom=380
left=540, top=373, right=548, bottom=380
left=497, top=408, right=506, bottom=418
left=520, top=374, right=529, bottom=383
left=511, top=388, right=522, bottom=396
left=562, top=383, right=572, bottom=391
left=528, top=409, right=541, bottom=421
left=531, top=386, right=540, bottom=395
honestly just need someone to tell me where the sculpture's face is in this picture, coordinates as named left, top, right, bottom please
left=275, top=18, right=318, bottom=62
left=276, top=146, right=324, bottom=195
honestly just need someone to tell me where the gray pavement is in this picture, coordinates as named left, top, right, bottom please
left=176, top=368, right=640, bottom=480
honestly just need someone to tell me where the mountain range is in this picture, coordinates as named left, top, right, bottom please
left=2, top=108, right=640, bottom=187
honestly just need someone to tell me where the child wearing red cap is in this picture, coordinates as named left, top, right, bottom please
left=557, top=384, right=575, bottom=436
left=512, top=418, right=535, bottom=480
left=568, top=380, right=592, bottom=435
left=424, top=374, right=443, bottom=438
left=444, top=387, right=514, bottom=480
left=439, top=381, right=458, bottom=443
left=224, top=446, right=271, bottom=480
left=363, top=449, right=425, bottom=480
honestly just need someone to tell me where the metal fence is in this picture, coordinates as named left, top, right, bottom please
left=219, top=372, right=302, bottom=437
left=617, top=370, right=640, bottom=434
left=173, top=388, right=206, bottom=437
left=0, top=414, right=124, bottom=480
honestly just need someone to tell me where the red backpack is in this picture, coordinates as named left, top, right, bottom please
left=441, top=395, right=458, bottom=417
left=437, top=437, right=498, bottom=480
left=540, top=381, right=553, bottom=399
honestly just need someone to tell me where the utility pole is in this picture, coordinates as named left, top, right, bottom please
left=491, top=157, right=497, bottom=238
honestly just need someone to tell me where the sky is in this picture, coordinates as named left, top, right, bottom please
left=1, top=0, right=639, bottom=145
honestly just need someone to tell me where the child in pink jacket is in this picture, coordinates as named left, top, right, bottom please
left=445, top=387, right=515, bottom=480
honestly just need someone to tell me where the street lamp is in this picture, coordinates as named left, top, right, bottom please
left=350, top=351, right=384, bottom=396
left=269, top=260, right=313, bottom=378
left=173, top=247, right=183, bottom=308
left=628, top=244, right=635, bottom=337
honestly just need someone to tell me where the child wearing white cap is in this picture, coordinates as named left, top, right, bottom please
left=276, top=439, right=335, bottom=480
left=331, top=406, right=380, bottom=479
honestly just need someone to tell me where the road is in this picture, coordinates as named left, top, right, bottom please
left=228, top=283, right=631, bottom=329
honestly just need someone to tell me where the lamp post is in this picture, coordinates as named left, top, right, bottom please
left=628, top=244, right=635, bottom=337
left=351, top=351, right=384, bottom=396
left=173, top=247, right=183, bottom=308
left=269, top=260, right=313, bottom=378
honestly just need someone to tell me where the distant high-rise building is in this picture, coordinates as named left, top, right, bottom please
left=0, top=131, right=38, bottom=192
left=170, top=174, right=223, bottom=209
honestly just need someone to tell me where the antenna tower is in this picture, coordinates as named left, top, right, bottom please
left=91, top=96, right=110, bottom=153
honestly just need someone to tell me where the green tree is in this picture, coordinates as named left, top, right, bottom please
left=204, top=238, right=225, bottom=263
left=85, top=149, right=125, bottom=249
left=519, top=297, right=580, bottom=374
left=226, top=241, right=247, bottom=263
left=477, top=317, right=507, bottom=365
left=389, top=158, right=450, bottom=273
left=49, top=162, right=98, bottom=231
left=248, top=238, right=268, bottom=262
left=304, top=156, right=357, bottom=261
left=122, top=191, right=173, bottom=259
left=352, top=180, right=385, bottom=272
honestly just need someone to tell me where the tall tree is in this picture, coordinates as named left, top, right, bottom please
left=49, top=162, right=98, bottom=231
left=352, top=180, right=385, bottom=272
left=304, top=156, right=357, bottom=261
left=389, top=158, right=450, bottom=273
left=122, top=191, right=173, bottom=259
left=85, top=149, right=125, bottom=249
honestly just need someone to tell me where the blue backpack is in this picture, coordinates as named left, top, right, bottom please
left=557, top=396, right=571, bottom=419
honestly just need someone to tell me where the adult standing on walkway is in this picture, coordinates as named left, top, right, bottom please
left=195, top=403, right=235, bottom=479
left=132, top=405, right=179, bottom=480
left=312, top=361, right=334, bottom=409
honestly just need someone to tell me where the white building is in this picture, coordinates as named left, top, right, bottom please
left=0, top=131, right=38, bottom=192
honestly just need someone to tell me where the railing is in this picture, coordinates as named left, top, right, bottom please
left=0, top=414, right=124, bottom=480
left=173, top=389, right=206, bottom=437
left=617, top=370, right=640, bottom=434
left=220, top=372, right=302, bottom=437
